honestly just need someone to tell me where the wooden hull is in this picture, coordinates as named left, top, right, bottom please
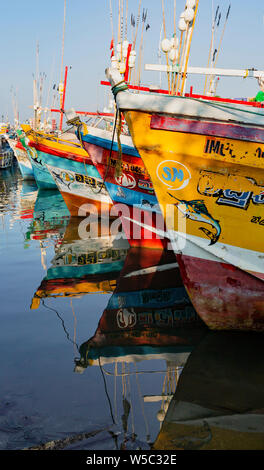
left=12, top=140, right=34, bottom=179
left=20, top=124, right=92, bottom=191
left=100, top=105, right=263, bottom=281
left=46, top=162, right=113, bottom=217
left=177, top=253, right=264, bottom=331
left=22, top=143, right=57, bottom=188
left=123, top=109, right=264, bottom=280
left=80, top=126, right=169, bottom=249
left=106, top=69, right=264, bottom=280
left=19, top=125, right=113, bottom=214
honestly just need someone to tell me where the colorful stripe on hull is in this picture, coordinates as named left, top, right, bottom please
left=121, top=109, right=264, bottom=280
left=150, top=114, right=264, bottom=144
left=45, top=162, right=113, bottom=217
left=81, top=129, right=170, bottom=249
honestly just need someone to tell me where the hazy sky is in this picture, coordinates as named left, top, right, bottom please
left=1, top=0, right=264, bottom=124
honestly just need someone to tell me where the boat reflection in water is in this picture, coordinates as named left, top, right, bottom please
left=26, top=189, right=70, bottom=243
left=74, top=247, right=207, bottom=448
left=0, top=167, right=38, bottom=224
left=16, top=179, right=38, bottom=220
left=31, top=215, right=130, bottom=308
left=154, top=330, right=264, bottom=450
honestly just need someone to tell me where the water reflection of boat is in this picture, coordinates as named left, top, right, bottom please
left=76, top=247, right=206, bottom=368
left=0, top=136, right=13, bottom=169
left=26, top=189, right=70, bottom=242
left=16, top=179, right=38, bottom=220
left=31, top=215, right=130, bottom=308
left=74, top=247, right=207, bottom=448
left=177, top=254, right=264, bottom=332
left=0, top=166, right=37, bottom=222
left=154, top=330, right=264, bottom=450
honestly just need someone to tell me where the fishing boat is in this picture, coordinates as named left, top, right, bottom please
left=31, top=215, right=129, bottom=309
left=0, top=122, right=8, bottom=136
left=153, top=331, right=264, bottom=450
left=21, top=124, right=114, bottom=217
left=7, top=133, right=34, bottom=179
left=77, top=121, right=169, bottom=249
left=0, top=136, right=14, bottom=169
left=106, top=64, right=264, bottom=281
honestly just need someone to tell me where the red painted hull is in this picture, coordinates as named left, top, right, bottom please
left=177, top=254, right=264, bottom=332
left=83, top=142, right=152, bottom=190
left=83, top=140, right=170, bottom=250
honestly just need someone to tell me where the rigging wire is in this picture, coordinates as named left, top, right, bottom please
left=98, top=355, right=116, bottom=425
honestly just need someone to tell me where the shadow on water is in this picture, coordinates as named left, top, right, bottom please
left=153, top=330, right=264, bottom=450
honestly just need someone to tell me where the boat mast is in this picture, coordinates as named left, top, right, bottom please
left=59, top=0, right=67, bottom=131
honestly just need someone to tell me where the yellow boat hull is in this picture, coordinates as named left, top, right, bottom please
left=124, top=110, right=264, bottom=280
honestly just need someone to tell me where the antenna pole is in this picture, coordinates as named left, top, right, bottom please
left=59, top=65, right=68, bottom=131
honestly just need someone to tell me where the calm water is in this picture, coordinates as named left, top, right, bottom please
left=1, top=162, right=264, bottom=451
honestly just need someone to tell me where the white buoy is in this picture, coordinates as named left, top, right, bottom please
left=169, top=48, right=178, bottom=62
left=186, top=0, right=196, bottom=8
left=122, top=40, right=129, bottom=58
left=258, top=75, right=264, bottom=92
left=161, top=38, right=172, bottom=53
left=183, top=7, right=195, bottom=22
left=128, top=50, right=136, bottom=68
left=123, top=39, right=129, bottom=50
left=156, top=409, right=165, bottom=422
left=178, top=17, right=187, bottom=31
left=111, top=55, right=118, bottom=69
left=119, top=62, right=126, bottom=74
left=171, top=35, right=179, bottom=49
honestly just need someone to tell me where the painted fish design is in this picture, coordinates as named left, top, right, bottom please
left=168, top=193, right=221, bottom=245
left=50, top=169, right=73, bottom=190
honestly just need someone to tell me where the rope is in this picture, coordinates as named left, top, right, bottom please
left=135, top=363, right=150, bottom=441
left=126, top=364, right=135, bottom=436
left=70, top=298, right=79, bottom=356
left=111, top=80, right=128, bottom=97
left=98, top=355, right=116, bottom=425
left=115, top=109, right=123, bottom=178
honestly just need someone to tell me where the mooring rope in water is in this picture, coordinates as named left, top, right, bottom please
left=24, top=427, right=108, bottom=450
